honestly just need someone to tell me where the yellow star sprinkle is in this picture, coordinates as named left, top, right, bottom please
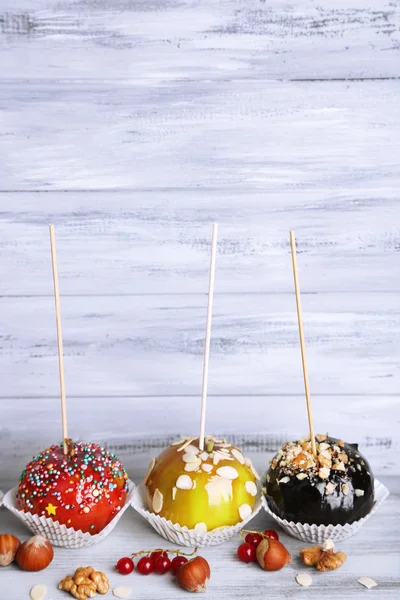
left=45, top=503, right=57, bottom=516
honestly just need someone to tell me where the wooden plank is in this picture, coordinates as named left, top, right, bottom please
left=1, top=292, right=400, bottom=397
left=0, top=395, right=398, bottom=480
left=1, top=190, right=399, bottom=295
left=0, top=471, right=398, bottom=600
left=1, top=79, right=399, bottom=191
left=0, top=0, right=399, bottom=80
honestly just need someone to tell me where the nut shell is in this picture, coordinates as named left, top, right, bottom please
left=0, top=534, right=21, bottom=566
left=16, top=535, right=54, bottom=571
left=256, top=538, right=291, bottom=571
left=176, top=556, right=211, bottom=593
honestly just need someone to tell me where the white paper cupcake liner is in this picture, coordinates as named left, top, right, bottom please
left=3, top=480, right=135, bottom=548
left=261, top=478, right=389, bottom=543
left=131, top=481, right=263, bottom=547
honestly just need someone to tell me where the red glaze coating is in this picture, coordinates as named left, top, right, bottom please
left=16, top=441, right=128, bottom=534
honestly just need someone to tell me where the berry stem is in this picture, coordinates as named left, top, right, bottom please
left=240, top=529, right=269, bottom=540
left=131, top=547, right=198, bottom=559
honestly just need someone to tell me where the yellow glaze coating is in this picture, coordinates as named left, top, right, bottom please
left=145, top=437, right=259, bottom=531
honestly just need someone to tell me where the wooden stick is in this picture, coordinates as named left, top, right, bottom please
left=289, top=230, right=317, bottom=456
left=49, top=224, right=68, bottom=455
left=199, top=223, right=218, bottom=452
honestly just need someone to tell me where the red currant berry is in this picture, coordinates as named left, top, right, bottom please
left=116, top=557, right=134, bottom=575
left=263, top=529, right=279, bottom=540
left=137, top=556, right=154, bottom=575
left=150, top=550, right=164, bottom=561
left=245, top=533, right=263, bottom=548
left=237, top=542, right=256, bottom=563
left=154, top=554, right=171, bottom=574
left=170, top=556, right=188, bottom=575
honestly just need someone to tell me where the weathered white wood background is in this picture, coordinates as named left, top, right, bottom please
left=0, top=0, right=399, bottom=597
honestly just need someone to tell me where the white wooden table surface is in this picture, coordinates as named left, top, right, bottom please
left=0, top=0, right=399, bottom=597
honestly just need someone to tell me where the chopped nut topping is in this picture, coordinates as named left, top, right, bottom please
left=318, top=467, right=330, bottom=480
left=296, top=472, right=308, bottom=480
left=332, top=461, right=346, bottom=471
left=271, top=435, right=353, bottom=484
left=278, top=476, right=290, bottom=484
left=325, top=482, right=336, bottom=495
left=342, top=483, right=350, bottom=495
left=355, top=489, right=365, bottom=497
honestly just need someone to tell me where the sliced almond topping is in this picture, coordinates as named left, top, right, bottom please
left=30, top=585, right=47, bottom=600
left=113, top=586, right=133, bottom=598
left=202, top=463, right=213, bottom=473
left=358, top=577, right=377, bottom=589
left=144, top=457, right=156, bottom=485
left=213, top=453, right=220, bottom=465
left=177, top=438, right=196, bottom=452
left=182, top=453, right=200, bottom=463
left=216, top=466, right=239, bottom=480
left=184, top=458, right=201, bottom=472
left=205, top=476, right=233, bottom=505
left=231, top=448, right=245, bottom=464
left=295, top=573, right=312, bottom=587
left=176, top=475, right=193, bottom=490
left=245, top=481, right=257, bottom=496
left=194, top=522, right=208, bottom=534
left=172, top=486, right=177, bottom=500
left=323, top=538, right=334, bottom=551
left=184, top=445, right=200, bottom=455
left=152, top=489, right=163, bottom=513
left=355, top=488, right=365, bottom=497
left=214, top=450, right=234, bottom=461
left=217, top=442, right=231, bottom=448
left=238, top=503, right=252, bottom=521
left=199, top=452, right=209, bottom=461
left=171, top=438, right=187, bottom=446
left=278, top=476, right=290, bottom=484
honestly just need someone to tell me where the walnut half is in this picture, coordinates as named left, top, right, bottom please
left=300, top=540, right=346, bottom=572
left=59, top=566, right=110, bottom=600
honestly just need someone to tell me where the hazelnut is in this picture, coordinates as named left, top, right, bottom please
left=15, top=535, right=54, bottom=571
left=0, top=534, right=21, bottom=566
left=256, top=538, right=291, bottom=571
left=176, top=556, right=210, bottom=592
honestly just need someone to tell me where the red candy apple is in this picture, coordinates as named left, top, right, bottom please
left=16, top=441, right=128, bottom=534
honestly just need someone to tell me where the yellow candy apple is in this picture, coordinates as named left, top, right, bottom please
left=144, top=436, right=259, bottom=532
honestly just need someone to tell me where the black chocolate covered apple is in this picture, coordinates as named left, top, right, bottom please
left=265, top=434, right=374, bottom=526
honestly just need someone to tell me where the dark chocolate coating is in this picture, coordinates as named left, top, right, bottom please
left=265, top=437, right=374, bottom=526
